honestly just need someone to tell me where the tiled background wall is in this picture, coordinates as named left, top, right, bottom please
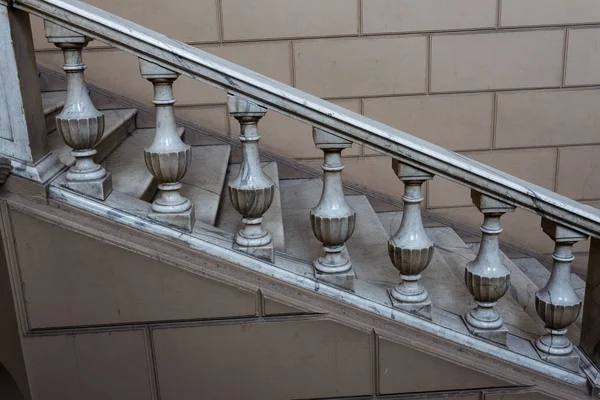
left=31, top=0, right=600, bottom=260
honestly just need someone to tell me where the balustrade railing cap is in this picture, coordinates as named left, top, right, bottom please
left=139, top=59, right=179, bottom=80
left=228, top=95, right=266, bottom=117
left=471, top=191, right=516, bottom=214
left=392, top=160, right=433, bottom=181
left=44, top=21, right=89, bottom=43
left=313, top=128, right=352, bottom=149
left=542, top=218, right=588, bottom=242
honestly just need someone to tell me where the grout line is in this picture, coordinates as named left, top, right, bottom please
left=496, top=0, right=502, bottom=29
left=491, top=92, right=498, bottom=150
left=561, top=27, right=570, bottom=87
left=554, top=148, right=561, bottom=192
left=290, top=41, right=296, bottom=88
left=358, top=0, right=363, bottom=36
left=372, top=330, right=379, bottom=396
left=216, top=0, right=225, bottom=43
left=426, top=34, right=432, bottom=94
left=257, top=289, right=265, bottom=317
left=360, top=99, right=366, bottom=156
left=144, top=327, right=162, bottom=400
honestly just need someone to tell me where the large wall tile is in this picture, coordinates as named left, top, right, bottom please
left=222, top=0, right=358, bottom=41
left=10, top=210, right=257, bottom=328
left=32, top=0, right=219, bottom=49
left=379, top=337, right=510, bottom=394
left=501, top=0, right=600, bottom=27
left=431, top=207, right=553, bottom=254
left=557, top=146, right=600, bottom=200
left=175, top=105, right=229, bottom=136
left=496, top=89, right=600, bottom=148
left=428, top=149, right=557, bottom=208
left=431, top=30, right=564, bottom=92
left=36, top=41, right=292, bottom=108
left=295, top=36, right=427, bottom=98
left=363, top=93, right=493, bottom=152
left=230, top=99, right=361, bottom=159
left=23, top=330, right=154, bottom=400
left=302, top=155, right=404, bottom=199
left=363, top=0, right=496, bottom=34
left=152, top=320, right=372, bottom=399
left=565, top=28, right=600, bottom=87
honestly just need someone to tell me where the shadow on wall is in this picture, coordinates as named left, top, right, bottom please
left=0, top=364, right=25, bottom=400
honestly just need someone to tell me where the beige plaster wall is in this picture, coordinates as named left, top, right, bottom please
left=31, top=0, right=600, bottom=256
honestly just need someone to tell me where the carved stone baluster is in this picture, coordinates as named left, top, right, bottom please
left=310, top=128, right=356, bottom=290
left=463, top=191, right=515, bottom=345
left=227, top=95, right=274, bottom=262
left=388, top=161, right=434, bottom=319
left=535, top=218, right=587, bottom=372
left=45, top=22, right=111, bottom=199
left=139, top=59, right=194, bottom=231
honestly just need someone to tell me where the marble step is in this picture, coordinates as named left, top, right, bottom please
left=41, top=90, right=66, bottom=134
left=104, top=126, right=185, bottom=202
left=216, top=161, right=284, bottom=250
left=49, top=108, right=137, bottom=168
left=377, top=211, right=545, bottom=336
left=178, top=144, right=231, bottom=226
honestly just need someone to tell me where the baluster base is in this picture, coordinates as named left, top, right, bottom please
left=233, top=239, right=274, bottom=263
left=148, top=205, right=195, bottom=232
left=461, top=313, right=508, bottom=346
left=61, top=171, right=112, bottom=201
left=388, top=286, right=432, bottom=320
left=313, top=246, right=355, bottom=291
left=533, top=329, right=580, bottom=372
left=232, top=217, right=274, bottom=262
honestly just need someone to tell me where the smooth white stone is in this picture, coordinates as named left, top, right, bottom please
left=217, top=161, right=285, bottom=250
left=48, top=108, right=137, bottom=167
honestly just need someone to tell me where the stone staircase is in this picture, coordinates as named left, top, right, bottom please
left=39, top=84, right=582, bottom=347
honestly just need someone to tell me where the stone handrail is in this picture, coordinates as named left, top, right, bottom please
left=7, top=0, right=600, bottom=239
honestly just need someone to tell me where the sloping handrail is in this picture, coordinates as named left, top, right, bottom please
left=8, top=0, right=600, bottom=238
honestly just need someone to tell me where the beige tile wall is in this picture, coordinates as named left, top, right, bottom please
left=32, top=0, right=600, bottom=254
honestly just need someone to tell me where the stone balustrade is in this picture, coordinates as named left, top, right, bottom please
left=2, top=2, right=600, bottom=382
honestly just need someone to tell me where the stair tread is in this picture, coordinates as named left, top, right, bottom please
left=216, top=161, right=285, bottom=250
left=105, top=126, right=185, bottom=201
left=41, top=90, right=67, bottom=134
left=49, top=108, right=137, bottom=167
left=179, top=144, right=231, bottom=226
left=41, top=90, right=66, bottom=116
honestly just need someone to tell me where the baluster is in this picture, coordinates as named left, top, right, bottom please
left=227, top=95, right=274, bottom=262
left=463, top=191, right=515, bottom=345
left=535, top=218, right=587, bottom=372
left=310, top=128, right=356, bottom=290
left=45, top=22, right=111, bottom=199
left=139, top=59, right=194, bottom=231
left=388, top=161, right=434, bottom=319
